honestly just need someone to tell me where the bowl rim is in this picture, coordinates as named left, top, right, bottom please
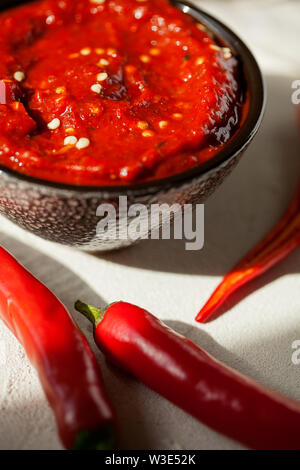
left=0, top=0, right=265, bottom=194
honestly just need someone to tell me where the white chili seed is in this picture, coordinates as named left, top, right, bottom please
left=97, top=59, right=109, bottom=67
left=210, top=44, right=221, bottom=52
left=223, top=47, right=232, bottom=59
left=149, top=48, right=160, bottom=56
left=95, top=48, right=105, bottom=55
left=137, top=121, right=148, bottom=130
left=56, top=86, right=66, bottom=94
left=140, top=55, right=151, bottom=63
left=159, top=120, right=168, bottom=129
left=196, top=23, right=207, bottom=32
left=172, top=113, right=183, bottom=120
left=142, top=130, right=154, bottom=137
left=195, top=57, right=204, bottom=66
left=107, top=48, right=117, bottom=56
left=46, top=15, right=55, bottom=25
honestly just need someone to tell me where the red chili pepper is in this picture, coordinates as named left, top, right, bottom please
left=196, top=182, right=300, bottom=323
left=76, top=299, right=300, bottom=450
left=0, top=247, right=117, bottom=450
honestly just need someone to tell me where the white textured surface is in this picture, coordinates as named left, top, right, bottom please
left=0, top=0, right=300, bottom=450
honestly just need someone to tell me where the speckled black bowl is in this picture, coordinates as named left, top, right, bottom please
left=0, top=0, right=265, bottom=251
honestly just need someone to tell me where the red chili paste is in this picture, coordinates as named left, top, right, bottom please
left=0, top=0, right=244, bottom=185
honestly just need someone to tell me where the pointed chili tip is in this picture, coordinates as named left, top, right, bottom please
left=75, top=300, right=103, bottom=327
left=72, top=423, right=117, bottom=450
left=195, top=309, right=210, bottom=323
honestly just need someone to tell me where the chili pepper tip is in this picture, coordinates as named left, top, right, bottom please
left=195, top=295, right=222, bottom=322
left=75, top=300, right=103, bottom=327
left=71, top=423, right=116, bottom=450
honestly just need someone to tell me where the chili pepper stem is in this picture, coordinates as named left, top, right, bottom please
left=75, top=300, right=104, bottom=327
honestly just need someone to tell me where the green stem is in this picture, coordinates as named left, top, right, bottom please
left=72, top=423, right=116, bottom=450
left=75, top=300, right=103, bottom=327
